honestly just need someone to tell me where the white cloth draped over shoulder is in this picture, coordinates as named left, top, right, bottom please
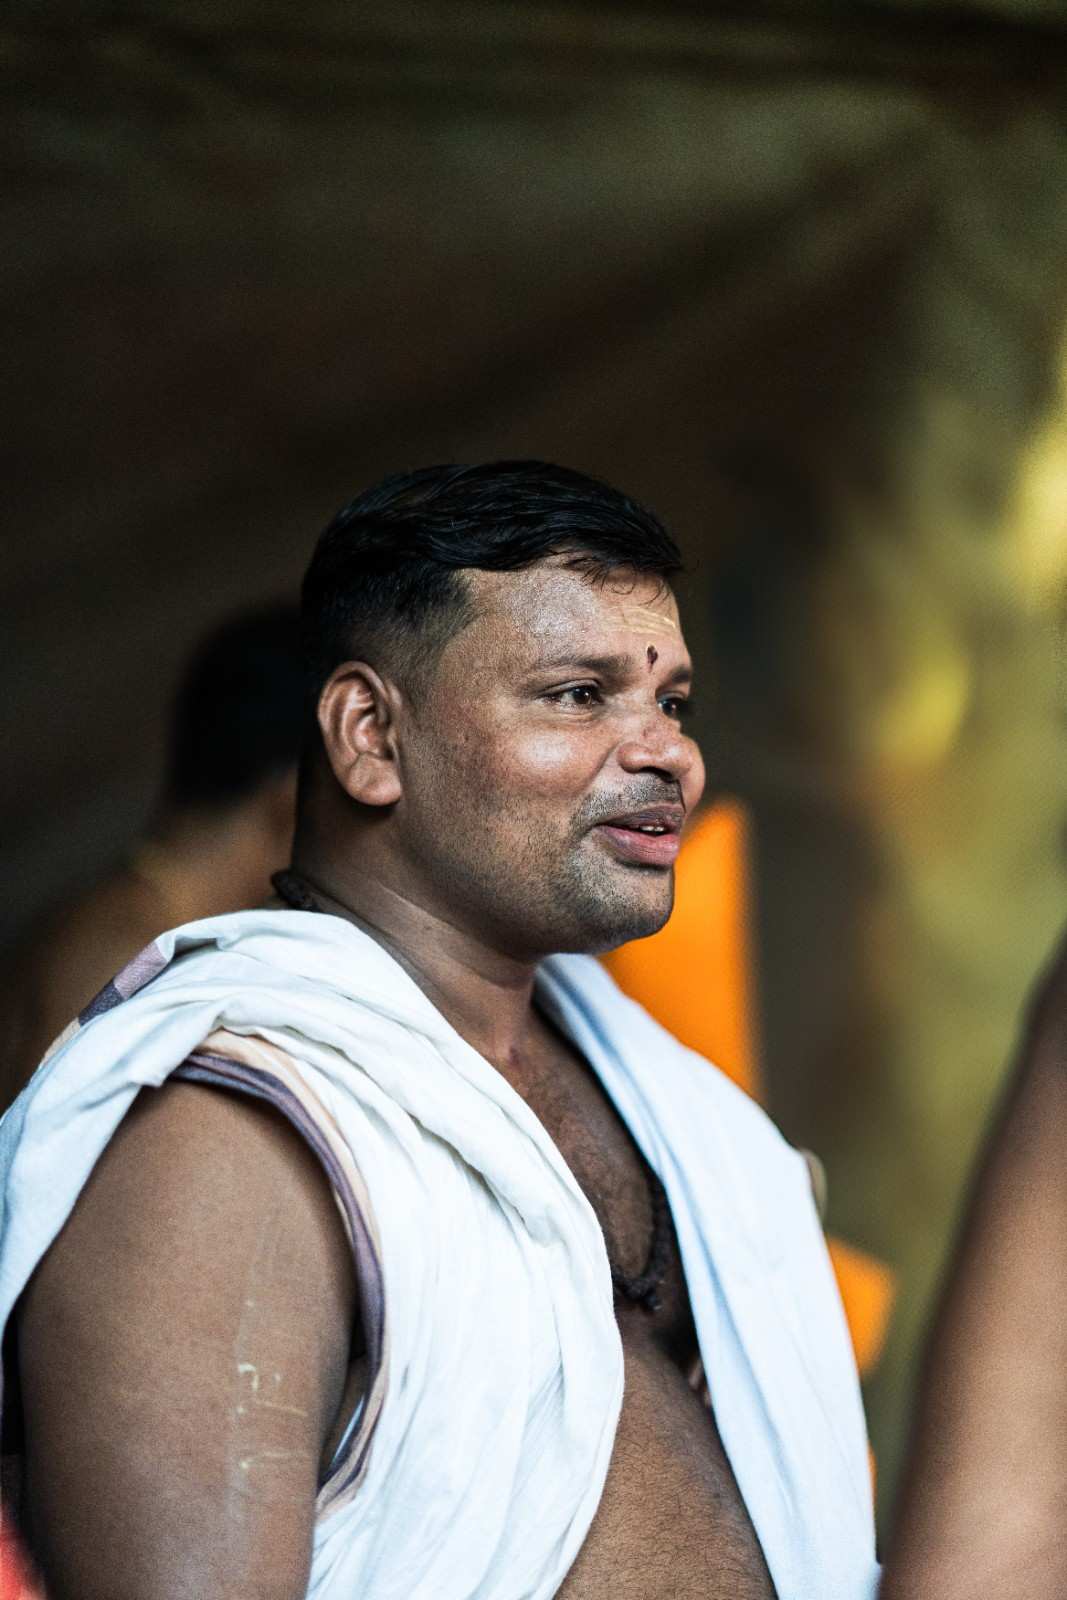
left=0, top=910, right=879, bottom=1599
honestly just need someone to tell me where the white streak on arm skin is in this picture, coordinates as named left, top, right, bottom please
left=256, top=1399, right=310, bottom=1419
left=238, top=1450, right=309, bottom=1472
left=235, top=1362, right=307, bottom=1418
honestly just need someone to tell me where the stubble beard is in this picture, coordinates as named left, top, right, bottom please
left=412, top=777, right=680, bottom=960
left=460, top=814, right=676, bottom=960
left=547, top=781, right=682, bottom=954
left=548, top=838, right=675, bottom=954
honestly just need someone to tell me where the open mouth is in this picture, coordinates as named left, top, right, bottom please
left=592, top=805, right=684, bottom=867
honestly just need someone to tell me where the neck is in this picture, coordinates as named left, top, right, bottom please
left=288, top=845, right=543, bottom=1070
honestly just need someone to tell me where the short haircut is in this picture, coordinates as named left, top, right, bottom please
left=301, top=460, right=682, bottom=706
left=164, top=603, right=304, bottom=810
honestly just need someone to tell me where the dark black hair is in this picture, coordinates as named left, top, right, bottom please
left=164, top=603, right=304, bottom=810
left=301, top=460, right=682, bottom=703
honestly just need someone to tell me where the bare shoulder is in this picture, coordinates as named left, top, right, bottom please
left=57, top=1073, right=351, bottom=1242
left=18, top=1078, right=358, bottom=1600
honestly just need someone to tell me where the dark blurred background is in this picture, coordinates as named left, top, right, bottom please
left=5, top=0, right=1067, bottom=1522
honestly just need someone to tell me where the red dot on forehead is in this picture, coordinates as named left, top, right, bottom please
left=647, top=645, right=658, bottom=668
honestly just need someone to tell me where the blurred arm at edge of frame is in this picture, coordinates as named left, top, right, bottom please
left=881, top=931, right=1067, bottom=1600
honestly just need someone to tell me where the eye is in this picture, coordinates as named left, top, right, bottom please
left=659, top=694, right=692, bottom=722
left=546, top=683, right=602, bottom=710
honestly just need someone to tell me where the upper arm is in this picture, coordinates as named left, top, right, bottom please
left=17, top=1079, right=358, bottom=1600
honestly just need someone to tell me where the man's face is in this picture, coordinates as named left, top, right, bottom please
left=393, top=558, right=705, bottom=959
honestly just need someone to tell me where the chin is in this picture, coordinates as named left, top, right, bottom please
left=558, top=881, right=674, bottom=957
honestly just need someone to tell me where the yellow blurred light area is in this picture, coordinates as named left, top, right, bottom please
left=1004, top=401, right=1067, bottom=611
left=808, top=530, right=973, bottom=778
left=871, top=622, right=972, bottom=776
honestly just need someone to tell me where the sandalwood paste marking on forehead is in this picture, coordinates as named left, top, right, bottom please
left=619, top=606, right=678, bottom=636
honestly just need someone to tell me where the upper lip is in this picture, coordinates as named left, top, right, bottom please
left=596, top=804, right=685, bottom=834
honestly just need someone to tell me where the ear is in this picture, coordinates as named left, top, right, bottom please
left=316, top=662, right=403, bottom=808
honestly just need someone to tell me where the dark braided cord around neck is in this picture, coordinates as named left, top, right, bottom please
left=272, top=868, right=320, bottom=911
left=271, top=867, right=670, bottom=1313
left=612, top=1169, right=670, bottom=1314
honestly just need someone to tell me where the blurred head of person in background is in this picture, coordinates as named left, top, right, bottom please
left=5, top=602, right=304, bottom=1096
left=156, top=600, right=304, bottom=906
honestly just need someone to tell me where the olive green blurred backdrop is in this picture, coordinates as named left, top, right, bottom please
left=5, top=0, right=1067, bottom=1525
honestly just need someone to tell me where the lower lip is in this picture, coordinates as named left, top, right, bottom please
left=595, top=825, right=681, bottom=867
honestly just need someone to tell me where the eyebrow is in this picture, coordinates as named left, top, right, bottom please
left=528, top=652, right=692, bottom=686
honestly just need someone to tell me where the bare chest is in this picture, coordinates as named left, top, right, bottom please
left=515, top=1034, right=776, bottom=1599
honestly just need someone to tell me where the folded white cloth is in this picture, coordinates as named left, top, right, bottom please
left=0, top=910, right=878, bottom=1598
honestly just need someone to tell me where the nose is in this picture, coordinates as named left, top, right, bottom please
left=616, top=711, right=703, bottom=802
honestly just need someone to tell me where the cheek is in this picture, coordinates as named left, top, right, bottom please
left=438, top=720, right=602, bottom=806
left=484, top=729, right=605, bottom=801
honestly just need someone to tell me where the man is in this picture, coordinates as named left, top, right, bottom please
left=0, top=463, right=878, bottom=1599
left=4, top=604, right=303, bottom=1102
left=881, top=933, right=1067, bottom=1599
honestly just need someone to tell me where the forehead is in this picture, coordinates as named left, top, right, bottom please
left=458, top=560, right=683, bottom=660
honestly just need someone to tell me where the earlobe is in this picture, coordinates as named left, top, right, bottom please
left=317, top=663, right=403, bottom=807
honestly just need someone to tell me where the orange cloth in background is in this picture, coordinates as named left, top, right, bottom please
left=0, top=1518, right=43, bottom=1600
left=603, top=800, right=895, bottom=1379
left=826, top=1238, right=897, bottom=1379
left=605, top=800, right=761, bottom=1099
